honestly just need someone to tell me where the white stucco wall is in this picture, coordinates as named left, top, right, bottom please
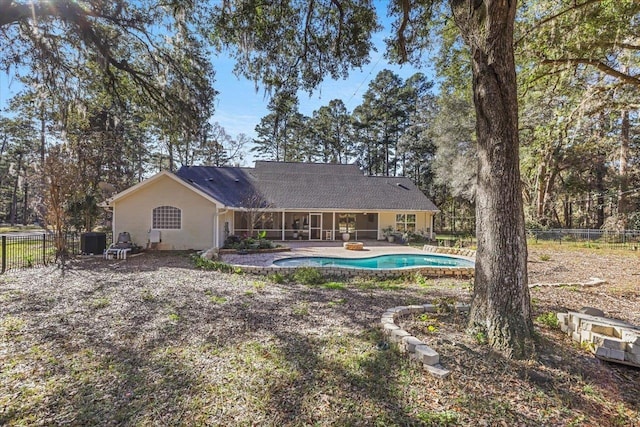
left=112, top=174, right=218, bottom=250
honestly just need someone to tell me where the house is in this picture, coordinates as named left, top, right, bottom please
left=106, top=161, right=439, bottom=250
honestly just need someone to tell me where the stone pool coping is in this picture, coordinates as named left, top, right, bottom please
left=220, top=243, right=475, bottom=279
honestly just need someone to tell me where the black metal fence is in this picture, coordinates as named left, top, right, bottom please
left=528, top=229, right=640, bottom=249
left=0, top=232, right=96, bottom=273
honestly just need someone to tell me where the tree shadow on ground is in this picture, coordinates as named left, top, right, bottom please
left=267, top=330, right=426, bottom=425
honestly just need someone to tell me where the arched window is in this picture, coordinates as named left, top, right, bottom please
left=152, top=206, right=181, bottom=229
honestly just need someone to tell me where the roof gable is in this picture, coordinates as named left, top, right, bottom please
left=108, top=170, right=222, bottom=206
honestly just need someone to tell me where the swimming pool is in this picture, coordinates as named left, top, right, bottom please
left=272, top=253, right=474, bottom=270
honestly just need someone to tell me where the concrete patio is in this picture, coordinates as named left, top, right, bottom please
left=220, top=239, right=428, bottom=267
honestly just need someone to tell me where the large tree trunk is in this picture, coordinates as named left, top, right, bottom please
left=618, top=109, right=629, bottom=218
left=452, top=0, right=534, bottom=358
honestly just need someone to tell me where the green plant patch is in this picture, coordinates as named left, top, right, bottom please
left=208, top=295, right=227, bottom=304
left=267, top=272, right=287, bottom=284
left=292, top=301, right=310, bottom=316
left=322, top=281, right=346, bottom=290
left=353, top=278, right=403, bottom=291
left=293, top=267, right=325, bottom=286
left=1, top=315, right=26, bottom=337
left=535, top=312, right=559, bottom=329
left=91, top=297, right=110, bottom=309
left=192, top=256, right=237, bottom=273
left=140, top=288, right=155, bottom=302
left=414, top=272, right=430, bottom=288
left=252, top=280, right=267, bottom=290
left=327, top=298, right=347, bottom=307
left=416, top=410, right=459, bottom=425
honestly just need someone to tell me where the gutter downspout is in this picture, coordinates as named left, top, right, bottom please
left=213, top=207, right=229, bottom=248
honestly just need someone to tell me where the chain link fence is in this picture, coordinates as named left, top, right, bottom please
left=527, top=229, right=640, bottom=249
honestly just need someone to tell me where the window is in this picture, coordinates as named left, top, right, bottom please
left=153, top=206, right=181, bottom=229
left=395, top=213, right=416, bottom=233
left=339, top=213, right=356, bottom=233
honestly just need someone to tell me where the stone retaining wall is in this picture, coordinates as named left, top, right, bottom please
left=558, top=311, right=640, bottom=366
left=230, top=264, right=475, bottom=279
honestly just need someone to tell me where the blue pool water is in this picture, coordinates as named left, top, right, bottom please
left=272, top=254, right=474, bottom=269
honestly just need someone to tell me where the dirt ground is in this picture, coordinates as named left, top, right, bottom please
left=526, top=245, right=640, bottom=325
left=0, top=246, right=638, bottom=426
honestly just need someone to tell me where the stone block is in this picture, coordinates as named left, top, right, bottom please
left=423, top=304, right=437, bottom=313
left=455, top=303, right=470, bottom=313
left=560, top=322, right=569, bottom=333
left=572, top=331, right=581, bottom=343
left=625, top=351, right=640, bottom=365
left=556, top=313, right=568, bottom=325
left=423, top=363, right=450, bottom=379
left=580, top=330, right=592, bottom=343
left=569, top=317, right=581, bottom=332
left=627, top=343, right=640, bottom=356
left=381, top=318, right=396, bottom=328
left=595, top=346, right=610, bottom=359
left=579, top=307, right=605, bottom=317
left=383, top=310, right=397, bottom=318
left=406, top=305, right=425, bottom=314
left=390, top=328, right=410, bottom=343
left=591, top=333, right=627, bottom=351
left=621, top=330, right=640, bottom=344
left=415, top=344, right=439, bottom=365
left=394, top=306, right=409, bottom=316
left=383, top=323, right=399, bottom=333
left=581, top=322, right=615, bottom=336
left=595, top=346, right=625, bottom=361
left=608, top=348, right=626, bottom=361
left=402, top=336, right=423, bottom=353
left=568, top=312, right=638, bottom=330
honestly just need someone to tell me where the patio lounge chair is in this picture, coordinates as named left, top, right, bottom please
left=104, top=232, right=135, bottom=259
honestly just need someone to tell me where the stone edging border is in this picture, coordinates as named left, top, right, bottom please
left=381, top=303, right=470, bottom=378
left=218, top=247, right=292, bottom=255
left=423, top=245, right=476, bottom=258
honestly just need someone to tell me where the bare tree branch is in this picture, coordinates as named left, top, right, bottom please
left=541, top=58, right=640, bottom=87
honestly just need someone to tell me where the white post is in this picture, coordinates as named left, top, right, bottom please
left=430, top=213, right=434, bottom=239
left=281, top=211, right=286, bottom=241
left=214, top=208, right=219, bottom=248
left=332, top=212, right=336, bottom=240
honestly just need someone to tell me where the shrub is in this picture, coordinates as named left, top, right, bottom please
left=414, top=272, right=430, bottom=288
left=223, top=234, right=242, bottom=249
left=267, top=272, right=287, bottom=284
left=293, top=267, right=325, bottom=285
left=535, top=312, right=559, bottom=329
left=258, top=239, right=274, bottom=249
left=192, top=255, right=237, bottom=273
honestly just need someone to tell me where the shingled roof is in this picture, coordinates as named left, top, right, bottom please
left=175, top=161, right=438, bottom=211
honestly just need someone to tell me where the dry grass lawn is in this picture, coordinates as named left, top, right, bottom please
left=0, top=245, right=638, bottom=426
